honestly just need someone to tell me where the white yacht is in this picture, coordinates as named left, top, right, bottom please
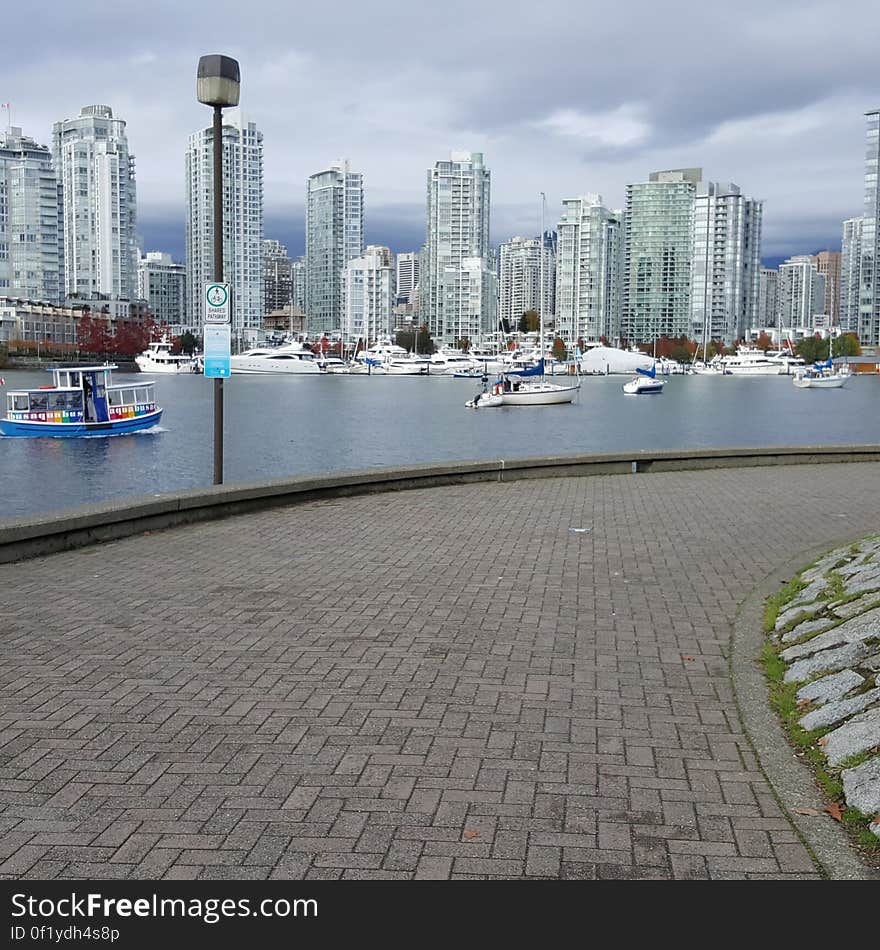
left=354, top=341, right=432, bottom=375
left=135, top=336, right=196, bottom=374
left=230, top=342, right=321, bottom=375
left=315, top=355, right=350, bottom=374
left=765, top=348, right=805, bottom=374
left=712, top=346, right=782, bottom=376
left=468, top=343, right=507, bottom=374
left=429, top=348, right=480, bottom=375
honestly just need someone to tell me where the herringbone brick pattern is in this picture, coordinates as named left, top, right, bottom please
left=1, top=464, right=878, bottom=879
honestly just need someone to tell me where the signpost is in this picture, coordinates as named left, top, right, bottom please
left=203, top=282, right=231, bottom=378
left=204, top=282, right=230, bottom=323
left=203, top=324, right=231, bottom=378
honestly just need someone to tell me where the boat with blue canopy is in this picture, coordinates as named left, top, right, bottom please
left=0, top=364, right=162, bottom=437
left=490, top=360, right=580, bottom=406
left=792, top=356, right=849, bottom=389
left=623, top=363, right=665, bottom=394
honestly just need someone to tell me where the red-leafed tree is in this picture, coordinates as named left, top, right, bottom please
left=76, top=310, right=112, bottom=355
left=755, top=331, right=773, bottom=351
left=112, top=319, right=156, bottom=356
left=654, top=336, right=674, bottom=358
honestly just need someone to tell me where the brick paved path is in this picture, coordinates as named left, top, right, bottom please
left=2, top=463, right=879, bottom=880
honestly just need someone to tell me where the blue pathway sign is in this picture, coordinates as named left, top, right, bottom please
left=203, top=324, right=231, bottom=378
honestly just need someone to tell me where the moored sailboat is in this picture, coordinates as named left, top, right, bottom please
left=792, top=357, right=849, bottom=389
left=623, top=363, right=665, bottom=394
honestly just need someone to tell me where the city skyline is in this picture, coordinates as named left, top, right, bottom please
left=2, top=0, right=878, bottom=266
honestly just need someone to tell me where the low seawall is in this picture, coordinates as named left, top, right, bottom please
left=2, top=444, right=879, bottom=564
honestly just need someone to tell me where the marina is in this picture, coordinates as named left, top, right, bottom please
left=2, top=367, right=879, bottom=519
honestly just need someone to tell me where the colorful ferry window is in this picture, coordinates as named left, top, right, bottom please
left=135, top=387, right=152, bottom=404
left=30, top=393, right=49, bottom=411
left=12, top=394, right=30, bottom=411
left=108, top=389, right=124, bottom=407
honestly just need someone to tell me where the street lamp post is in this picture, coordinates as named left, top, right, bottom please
left=197, top=54, right=240, bottom=485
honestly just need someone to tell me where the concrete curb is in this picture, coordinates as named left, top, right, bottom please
left=730, top=539, right=880, bottom=880
left=2, top=444, right=880, bottom=564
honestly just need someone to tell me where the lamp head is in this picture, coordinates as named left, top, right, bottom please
left=197, top=55, right=240, bottom=108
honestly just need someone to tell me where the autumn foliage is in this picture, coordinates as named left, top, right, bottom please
left=76, top=312, right=162, bottom=357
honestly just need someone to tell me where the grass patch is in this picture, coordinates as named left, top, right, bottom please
left=824, top=572, right=847, bottom=601
left=837, top=749, right=879, bottom=772
left=764, top=576, right=807, bottom=632
left=761, top=639, right=880, bottom=858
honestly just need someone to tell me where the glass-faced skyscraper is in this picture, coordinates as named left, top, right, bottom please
left=421, top=151, right=492, bottom=343
left=621, top=168, right=701, bottom=344
left=859, top=109, right=879, bottom=345
left=53, top=105, right=138, bottom=300
left=185, top=110, right=264, bottom=340
left=691, top=181, right=762, bottom=345
left=554, top=195, right=622, bottom=345
left=0, top=127, right=61, bottom=303
left=306, top=159, right=363, bottom=334
left=840, top=217, right=863, bottom=334
left=345, top=245, right=395, bottom=346
left=137, top=252, right=186, bottom=330
left=262, top=239, right=293, bottom=315
left=499, top=235, right=555, bottom=332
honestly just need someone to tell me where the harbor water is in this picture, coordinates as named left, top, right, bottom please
left=2, top=368, right=879, bottom=520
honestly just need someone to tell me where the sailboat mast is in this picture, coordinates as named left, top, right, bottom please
left=539, top=192, right=545, bottom=359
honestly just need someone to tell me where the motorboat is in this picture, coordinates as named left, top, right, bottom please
left=623, top=366, right=665, bottom=394
left=465, top=389, right=503, bottom=408
left=1, top=364, right=162, bottom=437
left=468, top=344, right=506, bottom=374
left=691, top=360, right=728, bottom=375
left=793, top=358, right=849, bottom=389
left=230, top=342, right=321, bottom=374
left=135, top=335, right=195, bottom=374
left=766, top=346, right=805, bottom=375
left=712, top=346, right=782, bottom=376
left=429, top=348, right=480, bottom=375
left=316, top=355, right=350, bottom=374
left=355, top=341, right=434, bottom=375
left=384, top=354, right=433, bottom=375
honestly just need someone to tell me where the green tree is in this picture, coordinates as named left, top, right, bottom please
left=796, top=336, right=822, bottom=363
left=178, top=331, right=200, bottom=355
left=833, top=333, right=861, bottom=358
left=396, top=324, right=435, bottom=355
left=518, top=310, right=540, bottom=333
left=417, top=325, right=435, bottom=355
left=455, top=337, right=471, bottom=353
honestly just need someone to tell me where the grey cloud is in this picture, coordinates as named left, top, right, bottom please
left=3, top=0, right=877, bottom=260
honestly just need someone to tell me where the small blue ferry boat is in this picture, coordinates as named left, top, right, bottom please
left=0, top=364, right=162, bottom=437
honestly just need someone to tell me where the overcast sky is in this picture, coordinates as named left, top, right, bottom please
left=3, top=0, right=877, bottom=263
